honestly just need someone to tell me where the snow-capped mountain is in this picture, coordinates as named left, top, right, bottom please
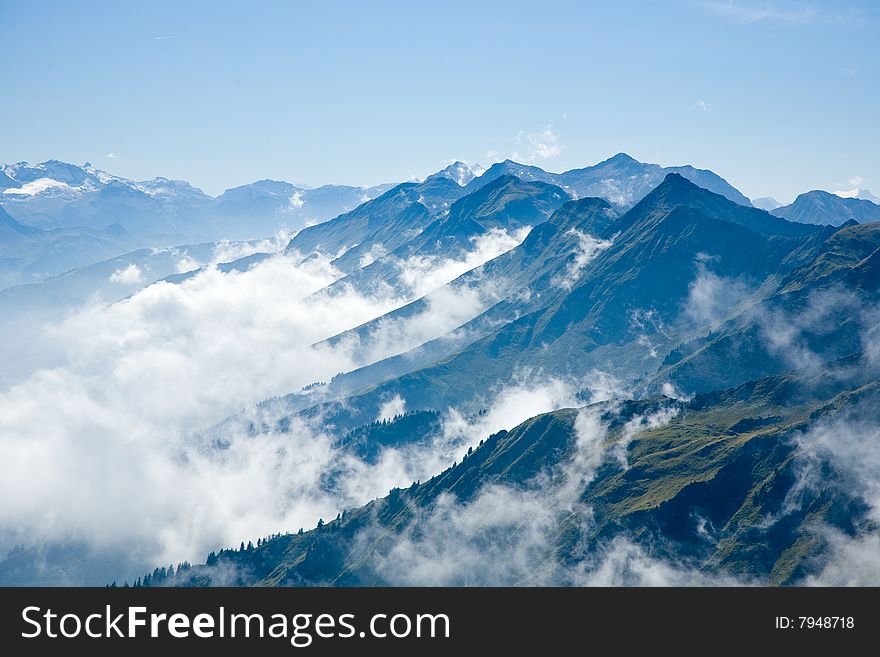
left=425, top=161, right=486, bottom=186
left=833, top=187, right=880, bottom=204
left=751, top=196, right=783, bottom=211
left=0, top=160, right=397, bottom=240
left=1, top=160, right=112, bottom=190
left=1, top=155, right=753, bottom=240
left=462, top=153, right=752, bottom=208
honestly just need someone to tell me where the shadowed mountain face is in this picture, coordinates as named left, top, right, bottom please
left=772, top=190, right=880, bottom=226
left=291, top=175, right=828, bottom=432
left=260, top=196, right=620, bottom=415
left=285, top=173, right=569, bottom=278
left=314, top=175, right=569, bottom=299
left=284, top=177, right=468, bottom=263
left=654, top=220, right=880, bottom=395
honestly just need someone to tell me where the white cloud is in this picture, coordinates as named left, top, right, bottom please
left=312, top=227, right=532, bottom=372
left=806, top=532, right=880, bottom=586
left=759, top=285, right=860, bottom=374
left=377, top=395, right=406, bottom=422
left=211, top=228, right=294, bottom=263
left=175, top=254, right=203, bottom=273
left=333, top=279, right=502, bottom=370
left=358, top=243, right=387, bottom=268
left=0, top=253, right=412, bottom=567
left=488, top=124, right=563, bottom=164
left=485, top=149, right=504, bottom=164
left=691, top=99, right=711, bottom=112
left=1, top=236, right=617, bottom=577
left=551, top=229, right=613, bottom=290
left=105, top=152, right=118, bottom=159
left=660, top=381, right=692, bottom=402
left=702, top=1, right=816, bottom=24
left=573, top=537, right=741, bottom=586
left=703, top=2, right=871, bottom=27
left=438, top=373, right=608, bottom=450
left=522, top=125, right=562, bottom=160
left=394, top=226, right=530, bottom=298
left=610, top=406, right=680, bottom=470
left=684, top=257, right=752, bottom=330
left=109, top=263, right=144, bottom=285
left=361, top=397, right=699, bottom=586
left=629, top=308, right=667, bottom=359
left=782, top=408, right=880, bottom=585
left=288, top=190, right=304, bottom=210
left=364, top=401, right=609, bottom=586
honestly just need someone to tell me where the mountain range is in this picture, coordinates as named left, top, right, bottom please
left=772, top=190, right=880, bottom=226
left=833, top=187, right=880, bottom=204
left=1, top=153, right=879, bottom=587
left=0, top=160, right=395, bottom=240
left=124, top=172, right=880, bottom=587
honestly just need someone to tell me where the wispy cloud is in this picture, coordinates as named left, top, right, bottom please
left=701, top=1, right=817, bottom=24
left=520, top=125, right=562, bottom=160
left=551, top=229, right=613, bottom=291
left=702, top=1, right=873, bottom=26
left=105, top=152, right=117, bottom=159
left=108, top=263, right=143, bottom=286
left=153, top=36, right=173, bottom=40
left=690, top=99, right=712, bottom=112
left=287, top=190, right=304, bottom=210
left=487, top=125, right=563, bottom=164
left=358, top=398, right=711, bottom=586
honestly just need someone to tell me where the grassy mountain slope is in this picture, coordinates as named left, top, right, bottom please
left=152, top=361, right=878, bottom=586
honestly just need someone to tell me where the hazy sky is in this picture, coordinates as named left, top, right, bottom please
left=1, top=0, right=877, bottom=201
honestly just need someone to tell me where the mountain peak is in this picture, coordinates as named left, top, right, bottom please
left=426, top=161, right=484, bottom=186
left=637, top=171, right=709, bottom=206
left=477, top=172, right=552, bottom=194
left=547, top=196, right=616, bottom=233
left=465, top=160, right=552, bottom=190
left=608, top=152, right=638, bottom=164
left=751, top=196, right=782, bottom=211
left=659, top=171, right=699, bottom=190
left=591, top=152, right=640, bottom=169
left=484, top=159, right=524, bottom=172
left=617, top=171, right=819, bottom=239
left=772, top=189, right=880, bottom=226
left=833, top=188, right=880, bottom=205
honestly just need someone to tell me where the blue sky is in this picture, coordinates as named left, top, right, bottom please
left=1, top=0, right=877, bottom=201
